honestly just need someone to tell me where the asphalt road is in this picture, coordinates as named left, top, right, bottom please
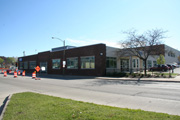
left=1, top=73, right=180, bottom=116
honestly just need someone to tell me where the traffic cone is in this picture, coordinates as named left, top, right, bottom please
left=14, top=71, right=17, bottom=78
left=4, top=71, right=7, bottom=77
left=22, top=71, right=25, bottom=76
left=32, top=72, right=36, bottom=79
left=18, top=71, right=21, bottom=75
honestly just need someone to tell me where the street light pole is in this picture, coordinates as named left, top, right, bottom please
left=52, top=37, right=66, bottom=75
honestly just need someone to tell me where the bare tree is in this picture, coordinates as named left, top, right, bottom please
left=119, top=29, right=167, bottom=75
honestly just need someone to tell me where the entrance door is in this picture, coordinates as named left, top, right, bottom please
left=132, top=59, right=139, bottom=71
left=40, top=62, right=47, bottom=74
left=120, top=59, right=129, bottom=72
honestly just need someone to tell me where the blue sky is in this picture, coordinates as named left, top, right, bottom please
left=0, top=0, right=180, bottom=57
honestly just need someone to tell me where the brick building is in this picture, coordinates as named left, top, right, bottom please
left=18, top=43, right=180, bottom=76
left=18, top=44, right=106, bottom=76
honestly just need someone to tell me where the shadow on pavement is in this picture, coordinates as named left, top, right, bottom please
left=25, top=73, right=97, bottom=80
left=0, top=96, right=9, bottom=117
left=89, top=78, right=158, bottom=86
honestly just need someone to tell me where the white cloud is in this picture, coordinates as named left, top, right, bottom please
left=66, top=38, right=122, bottom=48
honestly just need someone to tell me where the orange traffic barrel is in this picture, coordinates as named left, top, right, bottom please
left=14, top=71, right=17, bottom=78
left=18, top=71, right=21, bottom=75
left=32, top=72, right=36, bottom=79
left=4, top=71, right=7, bottom=77
left=22, top=71, right=25, bottom=76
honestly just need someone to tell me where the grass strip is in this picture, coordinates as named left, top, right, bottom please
left=3, top=92, right=180, bottom=120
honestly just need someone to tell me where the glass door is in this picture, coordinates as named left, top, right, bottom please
left=120, top=59, right=129, bottom=72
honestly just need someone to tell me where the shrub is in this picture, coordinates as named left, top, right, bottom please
left=161, top=73, right=164, bottom=77
left=118, top=72, right=127, bottom=77
left=140, top=74, right=144, bottom=78
left=147, top=74, right=151, bottom=77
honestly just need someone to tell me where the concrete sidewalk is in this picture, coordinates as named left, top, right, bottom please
left=97, top=75, right=180, bottom=82
left=26, top=72, right=180, bottom=82
left=2, top=72, right=180, bottom=82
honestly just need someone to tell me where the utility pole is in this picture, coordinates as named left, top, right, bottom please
left=52, top=37, right=66, bottom=75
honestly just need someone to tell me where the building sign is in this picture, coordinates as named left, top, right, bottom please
left=41, top=67, right=46, bottom=71
left=19, top=58, right=22, bottom=61
left=63, top=61, right=66, bottom=68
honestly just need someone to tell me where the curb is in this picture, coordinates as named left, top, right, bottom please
left=0, top=94, right=12, bottom=120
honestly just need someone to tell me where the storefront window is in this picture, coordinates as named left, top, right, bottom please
left=67, top=57, right=78, bottom=69
left=24, top=61, right=28, bottom=69
left=121, top=59, right=129, bottom=71
left=29, top=61, right=36, bottom=69
left=81, top=56, right=95, bottom=69
left=19, top=62, right=23, bottom=69
left=137, top=59, right=139, bottom=68
left=153, top=61, right=157, bottom=66
left=148, top=60, right=152, bottom=68
left=52, top=59, right=61, bottom=69
left=132, top=59, right=139, bottom=68
left=106, top=57, right=117, bottom=68
left=133, top=59, right=136, bottom=68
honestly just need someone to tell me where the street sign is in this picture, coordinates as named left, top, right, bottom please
left=63, top=61, right=66, bottom=68
left=35, top=66, right=40, bottom=72
left=41, top=67, right=45, bottom=71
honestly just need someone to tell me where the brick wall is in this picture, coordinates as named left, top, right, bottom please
left=18, top=44, right=106, bottom=76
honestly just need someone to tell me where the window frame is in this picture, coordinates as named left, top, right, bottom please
left=106, top=57, right=117, bottom=68
left=52, top=59, right=61, bottom=69
left=29, top=61, right=36, bottom=69
left=19, top=62, right=23, bottom=70
left=80, top=56, right=95, bottom=69
left=67, top=57, right=78, bottom=69
left=147, top=60, right=152, bottom=68
left=24, top=61, right=28, bottom=69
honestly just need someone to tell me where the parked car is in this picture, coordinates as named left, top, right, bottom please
left=149, top=65, right=170, bottom=72
left=176, top=64, right=180, bottom=68
left=172, top=64, right=177, bottom=68
left=6, top=69, right=12, bottom=73
left=166, top=64, right=173, bottom=70
left=16, top=70, right=23, bottom=75
left=167, top=64, right=177, bottom=69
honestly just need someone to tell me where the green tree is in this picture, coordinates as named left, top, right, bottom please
left=5, top=57, right=16, bottom=65
left=157, top=54, right=165, bottom=65
left=0, top=58, right=4, bottom=67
